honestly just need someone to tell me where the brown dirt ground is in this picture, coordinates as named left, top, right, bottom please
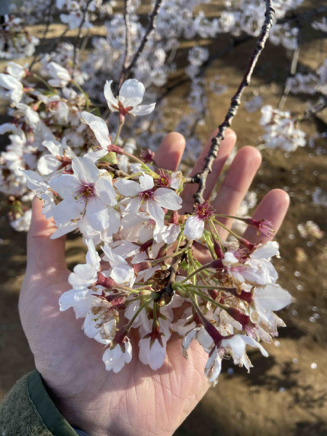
left=1, top=2, right=327, bottom=435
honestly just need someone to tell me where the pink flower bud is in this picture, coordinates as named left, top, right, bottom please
left=226, top=307, right=251, bottom=329
left=96, top=273, right=117, bottom=289
left=244, top=218, right=275, bottom=237
left=214, top=240, right=224, bottom=259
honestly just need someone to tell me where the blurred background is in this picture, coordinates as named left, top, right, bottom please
left=0, top=1, right=327, bottom=435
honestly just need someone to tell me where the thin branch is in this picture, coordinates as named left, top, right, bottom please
left=29, top=0, right=56, bottom=70
left=119, top=0, right=132, bottom=88
left=71, top=0, right=93, bottom=79
left=277, top=5, right=327, bottom=25
left=278, top=45, right=300, bottom=110
left=192, top=0, right=275, bottom=205
left=29, top=25, right=70, bottom=71
left=164, top=0, right=276, bottom=290
left=299, top=96, right=327, bottom=122
left=121, top=0, right=163, bottom=85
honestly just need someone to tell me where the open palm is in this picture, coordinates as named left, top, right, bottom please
left=19, top=128, right=289, bottom=436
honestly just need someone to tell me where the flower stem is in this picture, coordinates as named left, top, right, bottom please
left=125, top=299, right=152, bottom=332
left=114, top=119, right=124, bottom=145
left=149, top=248, right=189, bottom=265
left=32, top=73, right=55, bottom=92
left=181, top=262, right=213, bottom=284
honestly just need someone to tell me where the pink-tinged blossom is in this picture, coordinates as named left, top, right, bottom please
left=104, top=79, right=156, bottom=117
left=83, top=299, right=117, bottom=345
left=139, top=335, right=167, bottom=370
left=102, top=244, right=135, bottom=286
left=47, top=62, right=71, bottom=87
left=244, top=218, right=275, bottom=237
left=222, top=241, right=279, bottom=286
left=254, top=284, right=293, bottom=312
left=221, top=334, right=268, bottom=371
left=102, top=338, right=132, bottom=373
left=38, top=138, right=76, bottom=176
left=115, top=173, right=182, bottom=229
left=156, top=169, right=183, bottom=190
left=68, top=238, right=101, bottom=290
left=181, top=326, right=214, bottom=358
left=0, top=73, right=23, bottom=105
left=204, top=347, right=222, bottom=386
left=49, top=157, right=120, bottom=233
left=81, top=111, right=112, bottom=161
left=184, top=202, right=214, bottom=240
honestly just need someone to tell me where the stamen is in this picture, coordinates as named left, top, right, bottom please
left=194, top=201, right=214, bottom=220
left=76, top=182, right=96, bottom=200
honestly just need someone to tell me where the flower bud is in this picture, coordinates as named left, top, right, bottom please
left=96, top=273, right=117, bottom=289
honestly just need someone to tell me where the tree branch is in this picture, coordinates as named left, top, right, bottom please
left=119, top=0, right=132, bottom=88
left=299, top=96, right=327, bottom=122
left=166, top=0, right=276, bottom=289
left=29, top=0, right=55, bottom=70
left=191, top=0, right=275, bottom=205
left=121, top=0, right=163, bottom=86
left=72, top=0, right=93, bottom=79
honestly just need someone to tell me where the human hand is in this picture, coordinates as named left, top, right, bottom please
left=19, top=129, right=289, bottom=436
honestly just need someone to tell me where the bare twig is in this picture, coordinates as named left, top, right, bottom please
left=118, top=0, right=132, bottom=88
left=299, top=96, right=327, bottom=122
left=165, top=1, right=276, bottom=289
left=29, top=25, right=70, bottom=71
left=278, top=45, right=300, bottom=110
left=72, top=0, right=93, bottom=79
left=277, top=5, right=327, bottom=25
left=29, top=0, right=55, bottom=70
left=120, top=0, right=163, bottom=86
left=191, top=0, right=275, bottom=205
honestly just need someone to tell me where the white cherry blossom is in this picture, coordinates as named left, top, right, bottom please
left=115, top=173, right=182, bottom=228
left=104, top=79, right=156, bottom=116
left=38, top=138, right=76, bottom=176
left=47, top=62, right=71, bottom=87
left=102, top=339, right=133, bottom=373
left=0, top=73, right=23, bottom=104
left=49, top=157, right=119, bottom=232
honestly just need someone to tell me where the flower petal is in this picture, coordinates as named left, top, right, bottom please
left=49, top=174, right=80, bottom=198
left=154, top=188, right=182, bottom=210
left=72, top=157, right=99, bottom=183
left=130, top=103, right=156, bottom=116
left=86, top=197, right=109, bottom=231
left=104, top=80, right=118, bottom=111
left=52, top=196, right=84, bottom=224
left=38, top=155, right=60, bottom=175
left=119, top=79, right=145, bottom=107
left=81, top=111, right=111, bottom=149
left=115, top=179, right=143, bottom=197
left=139, top=174, right=154, bottom=191
left=254, top=284, right=293, bottom=311
left=95, top=177, right=117, bottom=206
left=183, top=215, right=204, bottom=239
left=147, top=200, right=165, bottom=229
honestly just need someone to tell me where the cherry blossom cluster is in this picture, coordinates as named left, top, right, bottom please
left=260, top=105, right=306, bottom=152
left=3, top=75, right=290, bottom=384
left=287, top=57, right=327, bottom=97
left=5, top=1, right=325, bottom=161
left=217, top=0, right=303, bottom=48
left=0, top=15, right=39, bottom=59
left=0, top=61, right=95, bottom=230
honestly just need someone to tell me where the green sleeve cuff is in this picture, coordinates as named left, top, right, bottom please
left=28, top=370, right=79, bottom=436
left=0, top=370, right=79, bottom=436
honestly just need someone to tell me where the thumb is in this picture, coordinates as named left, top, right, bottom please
left=27, top=197, right=67, bottom=274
